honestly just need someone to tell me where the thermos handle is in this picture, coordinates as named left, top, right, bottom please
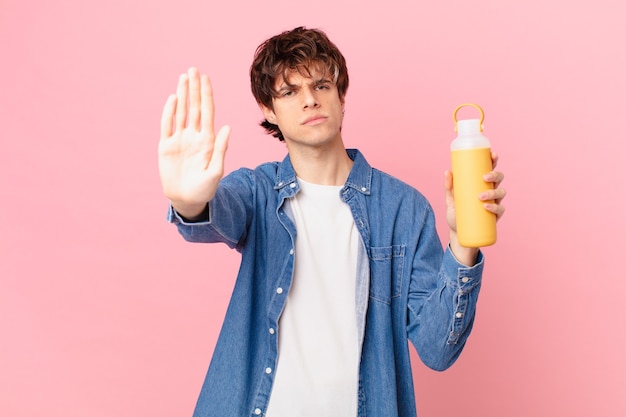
left=453, top=103, right=485, bottom=132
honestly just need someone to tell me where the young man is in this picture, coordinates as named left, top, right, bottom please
left=159, top=27, right=505, bottom=417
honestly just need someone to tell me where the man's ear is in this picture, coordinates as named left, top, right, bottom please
left=260, top=104, right=277, bottom=124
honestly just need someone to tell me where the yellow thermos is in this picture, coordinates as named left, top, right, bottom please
left=450, top=103, right=496, bottom=247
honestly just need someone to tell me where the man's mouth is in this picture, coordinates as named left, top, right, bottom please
left=302, top=115, right=327, bottom=125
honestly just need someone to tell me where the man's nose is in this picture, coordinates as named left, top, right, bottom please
left=302, top=87, right=319, bottom=108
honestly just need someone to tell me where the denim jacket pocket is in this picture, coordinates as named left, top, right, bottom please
left=368, top=245, right=405, bottom=304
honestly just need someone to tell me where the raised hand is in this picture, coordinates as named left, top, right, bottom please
left=159, top=67, right=230, bottom=219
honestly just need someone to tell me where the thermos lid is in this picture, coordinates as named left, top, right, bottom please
left=457, top=119, right=482, bottom=135
left=451, top=103, right=490, bottom=149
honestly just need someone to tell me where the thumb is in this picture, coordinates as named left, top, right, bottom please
left=208, top=125, right=231, bottom=174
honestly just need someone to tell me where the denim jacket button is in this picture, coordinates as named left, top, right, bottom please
left=289, top=248, right=294, bottom=255
left=254, top=408, right=262, bottom=415
left=455, top=312, right=463, bottom=318
left=461, top=277, right=470, bottom=283
left=269, top=327, right=275, bottom=334
left=276, top=287, right=283, bottom=294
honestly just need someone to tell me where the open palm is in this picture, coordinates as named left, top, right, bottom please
left=158, top=68, right=230, bottom=218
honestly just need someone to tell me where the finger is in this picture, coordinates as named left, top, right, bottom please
left=480, top=187, right=506, bottom=203
left=188, top=67, right=201, bottom=131
left=491, top=151, right=499, bottom=169
left=201, top=75, right=215, bottom=134
left=483, top=171, right=504, bottom=189
left=493, top=187, right=507, bottom=204
left=484, top=202, right=506, bottom=220
left=160, top=94, right=177, bottom=139
left=175, top=72, right=189, bottom=130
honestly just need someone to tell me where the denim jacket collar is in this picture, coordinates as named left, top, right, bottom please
left=273, top=148, right=373, bottom=197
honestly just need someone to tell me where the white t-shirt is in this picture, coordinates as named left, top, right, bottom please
left=265, top=178, right=360, bottom=417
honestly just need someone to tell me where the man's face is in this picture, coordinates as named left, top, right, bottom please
left=261, top=65, right=345, bottom=150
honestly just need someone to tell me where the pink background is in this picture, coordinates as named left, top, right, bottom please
left=1, top=0, right=624, bottom=415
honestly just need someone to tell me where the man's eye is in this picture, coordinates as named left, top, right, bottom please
left=282, top=90, right=294, bottom=97
left=316, top=84, right=329, bottom=90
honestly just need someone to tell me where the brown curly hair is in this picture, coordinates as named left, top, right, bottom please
left=250, top=26, right=349, bottom=141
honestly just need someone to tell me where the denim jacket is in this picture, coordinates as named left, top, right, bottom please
left=168, top=149, right=484, bottom=417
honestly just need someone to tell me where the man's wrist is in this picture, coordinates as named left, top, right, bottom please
left=171, top=201, right=209, bottom=222
left=448, top=231, right=480, bottom=266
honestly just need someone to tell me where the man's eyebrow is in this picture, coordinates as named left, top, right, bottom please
left=275, top=83, right=296, bottom=94
left=275, top=76, right=333, bottom=94
left=313, top=76, right=334, bottom=84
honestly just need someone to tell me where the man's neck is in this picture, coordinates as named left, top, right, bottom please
left=287, top=140, right=353, bottom=186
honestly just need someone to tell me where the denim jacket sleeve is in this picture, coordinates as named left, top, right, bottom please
left=166, top=168, right=257, bottom=250
left=406, top=205, right=484, bottom=371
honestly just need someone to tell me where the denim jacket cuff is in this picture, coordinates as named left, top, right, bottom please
left=443, top=245, right=484, bottom=291
left=166, top=202, right=211, bottom=225
left=443, top=245, right=484, bottom=344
